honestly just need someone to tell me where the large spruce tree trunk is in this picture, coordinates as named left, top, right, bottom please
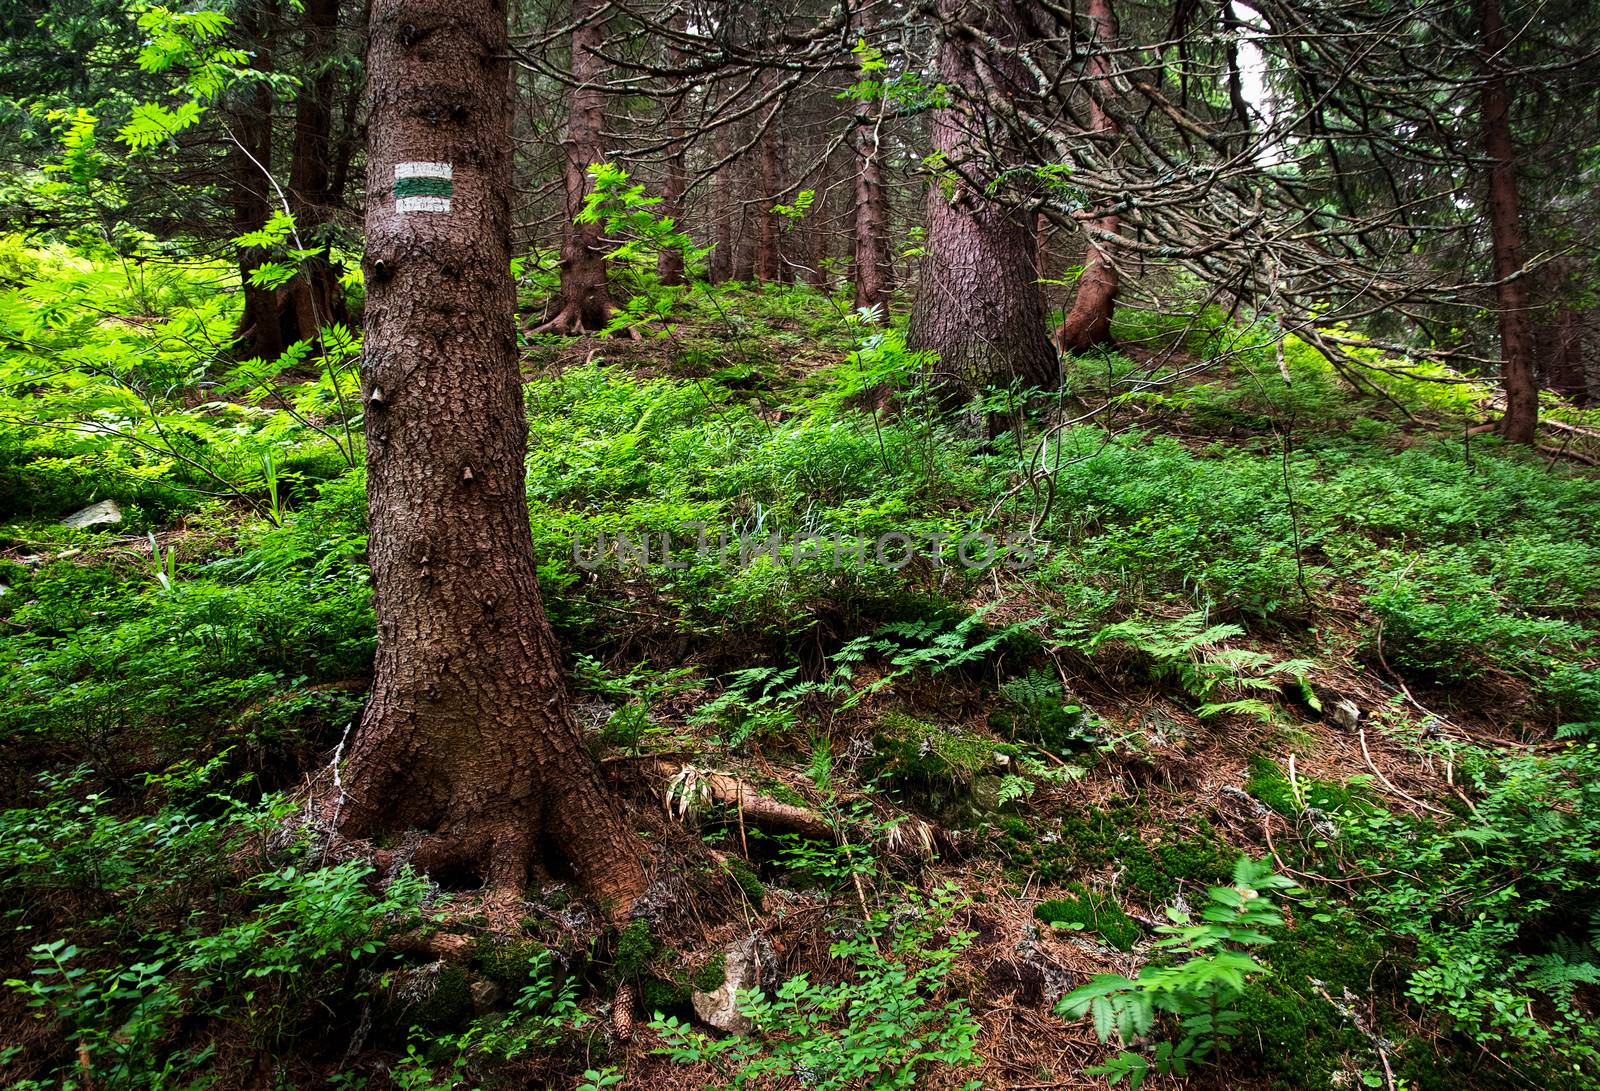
left=346, top=0, right=646, bottom=912
left=536, top=0, right=614, bottom=333
left=1478, top=0, right=1538, bottom=444
left=1055, top=0, right=1121, bottom=352
left=909, top=0, right=1058, bottom=401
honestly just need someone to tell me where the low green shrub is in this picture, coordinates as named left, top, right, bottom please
left=652, top=885, right=981, bottom=1090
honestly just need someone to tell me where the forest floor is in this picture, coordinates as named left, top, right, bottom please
left=4, top=260, right=1600, bottom=1090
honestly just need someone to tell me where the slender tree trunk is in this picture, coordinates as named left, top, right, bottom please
left=1478, top=0, right=1537, bottom=444
left=909, top=0, right=1058, bottom=402
left=228, top=2, right=284, bottom=358
left=283, top=0, right=349, bottom=345
left=656, top=13, right=688, bottom=286
left=806, top=161, right=832, bottom=290
left=709, top=121, right=735, bottom=283
left=347, top=0, right=646, bottom=913
left=1056, top=0, right=1121, bottom=352
left=1586, top=312, right=1600, bottom=407
left=852, top=105, right=894, bottom=313
left=536, top=0, right=613, bottom=333
left=733, top=148, right=758, bottom=281
left=851, top=5, right=894, bottom=315
left=231, top=0, right=350, bottom=359
left=756, top=103, right=782, bottom=283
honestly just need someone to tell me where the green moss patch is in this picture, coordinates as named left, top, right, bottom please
left=615, top=919, right=659, bottom=980
left=997, top=800, right=1234, bottom=907
left=1246, top=755, right=1367, bottom=817
left=1034, top=888, right=1142, bottom=951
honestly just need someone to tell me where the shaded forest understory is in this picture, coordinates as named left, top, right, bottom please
left=4, top=250, right=1600, bottom=1089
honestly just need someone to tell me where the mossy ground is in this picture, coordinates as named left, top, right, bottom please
left=1033, top=888, right=1142, bottom=951
left=995, top=801, right=1235, bottom=908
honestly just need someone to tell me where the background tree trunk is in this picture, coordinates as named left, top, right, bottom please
left=282, top=0, right=349, bottom=347
left=756, top=103, right=782, bottom=283
left=347, top=0, right=646, bottom=912
left=1479, top=0, right=1538, bottom=444
left=1056, top=0, right=1121, bottom=352
left=228, top=1, right=284, bottom=359
left=656, top=11, right=689, bottom=287
left=909, top=0, right=1058, bottom=402
left=851, top=5, right=895, bottom=315
left=852, top=98, right=894, bottom=313
left=709, top=121, right=735, bottom=283
left=537, top=0, right=613, bottom=333
left=231, top=0, right=350, bottom=359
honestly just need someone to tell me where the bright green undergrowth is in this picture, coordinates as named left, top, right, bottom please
left=2, top=243, right=1599, bottom=1087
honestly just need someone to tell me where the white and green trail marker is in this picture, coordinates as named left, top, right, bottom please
left=394, top=162, right=453, bottom=213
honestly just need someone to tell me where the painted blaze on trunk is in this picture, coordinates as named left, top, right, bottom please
left=344, top=0, right=645, bottom=912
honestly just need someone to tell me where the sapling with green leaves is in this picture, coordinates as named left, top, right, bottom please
left=1057, top=856, right=1298, bottom=1089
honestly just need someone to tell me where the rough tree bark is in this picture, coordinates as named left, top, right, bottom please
left=1055, top=0, right=1121, bottom=352
left=536, top=0, right=613, bottom=333
left=346, top=0, right=646, bottom=913
left=1478, top=0, right=1538, bottom=444
left=909, top=0, right=1058, bottom=401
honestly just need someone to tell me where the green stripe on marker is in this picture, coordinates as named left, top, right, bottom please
left=395, top=162, right=453, bottom=214
left=395, top=175, right=453, bottom=198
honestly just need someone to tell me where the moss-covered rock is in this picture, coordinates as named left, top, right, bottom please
left=726, top=857, right=766, bottom=902
left=1233, top=916, right=1388, bottom=1091
left=1246, top=754, right=1366, bottom=817
left=866, top=710, right=1019, bottom=825
left=640, top=976, right=691, bottom=1017
left=992, top=669, right=1101, bottom=754
left=691, top=952, right=727, bottom=992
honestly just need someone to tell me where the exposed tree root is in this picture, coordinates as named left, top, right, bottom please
left=531, top=303, right=604, bottom=336
left=530, top=302, right=644, bottom=339
left=297, top=761, right=647, bottom=927
left=649, top=761, right=947, bottom=859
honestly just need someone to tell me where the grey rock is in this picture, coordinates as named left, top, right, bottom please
left=1330, top=698, right=1362, bottom=731
left=469, top=979, right=503, bottom=1013
left=970, top=774, right=1006, bottom=813
left=692, top=934, right=773, bottom=1035
left=61, top=499, right=122, bottom=530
